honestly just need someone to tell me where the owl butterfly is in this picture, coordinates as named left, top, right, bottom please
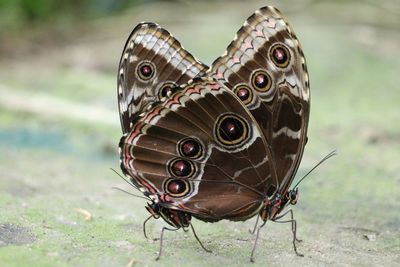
left=118, top=6, right=309, bottom=261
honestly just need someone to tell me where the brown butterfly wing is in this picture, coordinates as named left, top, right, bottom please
left=209, top=6, right=310, bottom=194
left=118, top=22, right=208, bottom=134
left=119, top=78, right=277, bottom=222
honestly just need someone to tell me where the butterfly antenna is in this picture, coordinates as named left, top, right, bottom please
left=110, top=168, right=140, bottom=189
left=292, top=150, right=337, bottom=190
left=111, top=186, right=150, bottom=201
left=110, top=168, right=150, bottom=199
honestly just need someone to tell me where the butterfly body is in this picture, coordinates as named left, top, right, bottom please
left=118, top=5, right=309, bottom=260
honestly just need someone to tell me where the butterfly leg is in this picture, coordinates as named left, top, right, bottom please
left=249, top=214, right=260, bottom=235
left=142, top=215, right=153, bottom=239
left=273, top=208, right=302, bottom=242
left=250, top=220, right=267, bottom=262
left=155, top=226, right=179, bottom=261
left=272, top=209, right=303, bottom=257
left=190, top=223, right=212, bottom=253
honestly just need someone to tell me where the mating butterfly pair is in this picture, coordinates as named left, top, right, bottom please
left=117, top=6, right=309, bottom=261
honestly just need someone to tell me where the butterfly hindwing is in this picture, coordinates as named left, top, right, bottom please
left=119, top=78, right=277, bottom=222
left=118, top=22, right=208, bottom=133
left=209, top=6, right=310, bottom=194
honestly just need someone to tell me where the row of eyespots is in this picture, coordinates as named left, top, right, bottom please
left=163, top=112, right=250, bottom=198
left=138, top=45, right=290, bottom=106
left=136, top=61, right=182, bottom=101
left=234, top=43, right=291, bottom=104
left=163, top=138, right=203, bottom=197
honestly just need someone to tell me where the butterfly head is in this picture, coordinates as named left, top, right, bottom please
left=277, top=188, right=299, bottom=213
left=286, top=187, right=299, bottom=205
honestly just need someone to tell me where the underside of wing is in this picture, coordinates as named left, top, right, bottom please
left=119, top=78, right=277, bottom=222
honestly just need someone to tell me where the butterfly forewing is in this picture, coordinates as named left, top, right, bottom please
left=118, top=22, right=208, bottom=133
left=209, top=6, right=310, bottom=194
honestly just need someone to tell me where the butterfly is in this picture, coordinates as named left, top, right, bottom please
left=117, top=6, right=310, bottom=261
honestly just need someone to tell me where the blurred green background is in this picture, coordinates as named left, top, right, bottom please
left=0, top=1, right=399, bottom=266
